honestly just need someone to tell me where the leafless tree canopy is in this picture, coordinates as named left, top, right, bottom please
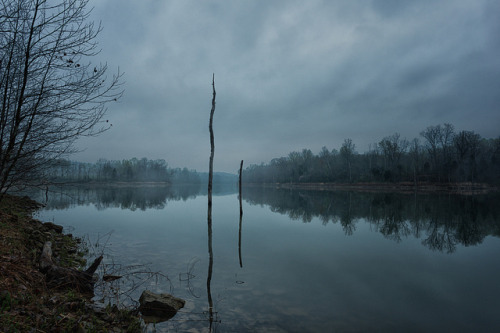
left=0, top=0, right=122, bottom=195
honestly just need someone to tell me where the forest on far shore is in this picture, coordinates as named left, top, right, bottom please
left=45, top=158, right=201, bottom=185
left=243, top=123, right=500, bottom=185
left=43, top=158, right=238, bottom=186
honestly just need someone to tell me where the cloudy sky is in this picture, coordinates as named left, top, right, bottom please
left=75, top=0, right=500, bottom=173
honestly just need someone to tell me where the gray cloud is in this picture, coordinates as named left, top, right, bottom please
left=74, top=0, right=500, bottom=172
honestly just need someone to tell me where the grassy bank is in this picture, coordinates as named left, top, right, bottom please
left=0, top=194, right=142, bottom=332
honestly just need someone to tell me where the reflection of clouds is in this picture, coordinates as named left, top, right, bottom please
left=243, top=188, right=500, bottom=253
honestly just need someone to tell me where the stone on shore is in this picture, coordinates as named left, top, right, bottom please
left=139, top=290, right=185, bottom=323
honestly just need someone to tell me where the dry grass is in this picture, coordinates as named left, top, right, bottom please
left=0, top=194, right=142, bottom=332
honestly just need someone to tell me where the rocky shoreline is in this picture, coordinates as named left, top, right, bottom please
left=0, top=194, right=142, bottom=332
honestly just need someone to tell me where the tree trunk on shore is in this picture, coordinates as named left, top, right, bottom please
left=40, top=241, right=102, bottom=294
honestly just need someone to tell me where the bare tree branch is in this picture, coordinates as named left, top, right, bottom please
left=0, top=0, right=123, bottom=197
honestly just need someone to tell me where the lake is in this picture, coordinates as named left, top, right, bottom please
left=33, top=185, right=500, bottom=332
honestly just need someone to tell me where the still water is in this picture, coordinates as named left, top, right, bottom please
left=33, top=185, right=500, bottom=332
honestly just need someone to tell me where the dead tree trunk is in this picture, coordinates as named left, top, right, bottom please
left=239, top=160, right=243, bottom=217
left=207, top=74, right=216, bottom=330
left=40, top=241, right=103, bottom=294
left=208, top=74, right=216, bottom=212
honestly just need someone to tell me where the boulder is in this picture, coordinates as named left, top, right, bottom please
left=139, top=290, right=185, bottom=323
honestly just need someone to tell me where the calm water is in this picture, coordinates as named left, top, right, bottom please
left=33, top=185, right=500, bottom=332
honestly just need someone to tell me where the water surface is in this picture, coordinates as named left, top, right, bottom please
left=34, top=186, right=500, bottom=332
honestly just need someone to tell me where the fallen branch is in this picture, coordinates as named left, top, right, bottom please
left=40, top=241, right=103, bottom=294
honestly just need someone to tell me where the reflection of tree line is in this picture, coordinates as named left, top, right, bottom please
left=35, top=184, right=203, bottom=211
left=243, top=187, right=500, bottom=253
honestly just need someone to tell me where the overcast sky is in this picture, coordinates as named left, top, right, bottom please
left=75, top=0, right=500, bottom=173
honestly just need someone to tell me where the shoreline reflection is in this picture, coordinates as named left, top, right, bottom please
left=27, top=183, right=239, bottom=210
left=30, top=185, right=500, bottom=254
left=243, top=187, right=500, bottom=253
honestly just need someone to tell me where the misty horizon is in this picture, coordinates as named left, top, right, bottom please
left=73, top=122, right=497, bottom=174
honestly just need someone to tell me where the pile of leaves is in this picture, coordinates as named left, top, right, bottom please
left=0, top=194, right=142, bottom=332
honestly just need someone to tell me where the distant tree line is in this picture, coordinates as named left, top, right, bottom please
left=243, top=124, right=500, bottom=185
left=45, top=158, right=201, bottom=184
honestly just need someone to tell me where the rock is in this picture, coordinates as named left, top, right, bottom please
left=138, top=290, right=185, bottom=323
left=40, top=241, right=53, bottom=271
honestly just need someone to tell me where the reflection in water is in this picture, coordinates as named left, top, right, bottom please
left=206, top=208, right=214, bottom=331
left=238, top=210, right=243, bottom=268
left=206, top=180, right=215, bottom=331
left=32, top=185, right=500, bottom=331
left=238, top=161, right=244, bottom=268
left=30, top=184, right=500, bottom=255
left=243, top=187, right=500, bottom=253
left=28, top=184, right=203, bottom=210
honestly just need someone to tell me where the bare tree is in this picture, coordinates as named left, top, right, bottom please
left=420, top=124, right=456, bottom=181
left=409, top=138, right=421, bottom=185
left=420, top=125, right=442, bottom=176
left=340, top=138, right=355, bottom=182
left=379, top=133, right=409, bottom=168
left=0, top=0, right=122, bottom=197
left=378, top=133, right=409, bottom=181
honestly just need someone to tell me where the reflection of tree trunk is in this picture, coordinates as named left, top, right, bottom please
left=413, top=191, right=420, bottom=238
left=238, top=160, right=243, bottom=268
left=207, top=216, right=214, bottom=331
left=238, top=214, right=243, bottom=268
left=206, top=74, right=216, bottom=331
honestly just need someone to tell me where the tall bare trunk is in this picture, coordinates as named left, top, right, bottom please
left=206, top=74, right=216, bottom=331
